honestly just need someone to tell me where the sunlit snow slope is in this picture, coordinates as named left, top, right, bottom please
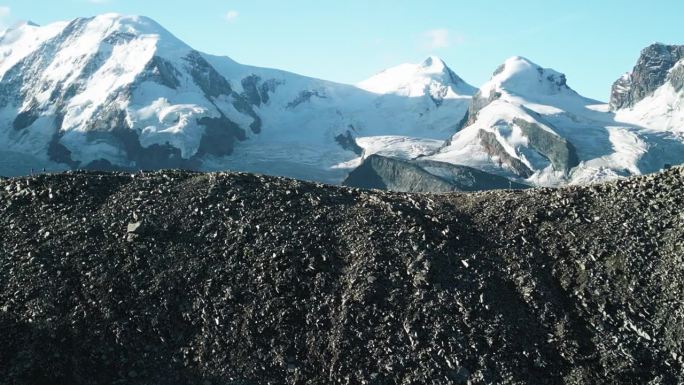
left=0, top=14, right=474, bottom=182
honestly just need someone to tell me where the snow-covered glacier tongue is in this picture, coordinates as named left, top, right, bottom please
left=0, top=14, right=475, bottom=183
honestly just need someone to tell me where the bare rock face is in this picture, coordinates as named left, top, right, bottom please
left=610, top=43, right=684, bottom=110
left=513, top=118, right=579, bottom=175
left=477, top=129, right=534, bottom=178
left=1, top=167, right=683, bottom=384
left=343, top=154, right=460, bottom=192
left=343, top=154, right=528, bottom=192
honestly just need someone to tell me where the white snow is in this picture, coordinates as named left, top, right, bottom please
left=478, top=56, right=573, bottom=99
left=0, top=20, right=68, bottom=79
left=196, top=54, right=476, bottom=181
left=1, top=14, right=477, bottom=181
left=355, top=136, right=443, bottom=160
left=358, top=56, right=476, bottom=97
left=615, top=81, right=684, bottom=138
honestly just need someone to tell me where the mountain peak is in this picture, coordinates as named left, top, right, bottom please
left=420, top=56, right=448, bottom=71
left=643, top=42, right=682, bottom=52
left=89, top=13, right=154, bottom=23
left=495, top=56, right=551, bottom=79
left=84, top=13, right=163, bottom=31
left=610, top=42, right=684, bottom=110
left=480, top=56, right=569, bottom=97
left=94, top=12, right=126, bottom=19
left=505, top=55, right=535, bottom=65
left=58, top=13, right=191, bottom=59
left=637, top=43, right=684, bottom=65
left=4, top=20, right=41, bottom=32
left=357, top=57, right=475, bottom=96
left=64, top=14, right=171, bottom=36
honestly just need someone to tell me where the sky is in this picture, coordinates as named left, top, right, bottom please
left=1, top=0, right=683, bottom=101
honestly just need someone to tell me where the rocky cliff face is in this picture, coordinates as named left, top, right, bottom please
left=1, top=168, right=683, bottom=384
left=342, top=154, right=528, bottom=193
left=610, top=43, right=684, bottom=110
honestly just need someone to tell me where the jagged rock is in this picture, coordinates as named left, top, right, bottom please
left=344, top=154, right=457, bottom=192
left=477, top=130, right=534, bottom=177
left=127, top=221, right=141, bottom=233
left=610, top=43, right=684, bottom=110
left=335, top=130, right=363, bottom=155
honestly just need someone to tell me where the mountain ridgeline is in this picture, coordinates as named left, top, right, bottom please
left=0, top=14, right=474, bottom=186
left=0, top=15, right=683, bottom=191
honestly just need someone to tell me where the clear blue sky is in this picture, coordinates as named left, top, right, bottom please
left=1, top=0, right=683, bottom=101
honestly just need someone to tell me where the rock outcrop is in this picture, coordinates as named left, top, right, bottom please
left=610, top=43, right=684, bottom=110
left=343, top=154, right=527, bottom=192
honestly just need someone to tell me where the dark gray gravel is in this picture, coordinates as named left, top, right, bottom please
left=1, top=168, right=683, bottom=384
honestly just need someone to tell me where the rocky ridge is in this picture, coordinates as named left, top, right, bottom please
left=343, top=154, right=528, bottom=192
left=1, top=167, right=683, bottom=384
left=610, top=43, right=684, bottom=110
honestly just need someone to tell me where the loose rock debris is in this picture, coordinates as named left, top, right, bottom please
left=1, top=168, right=683, bottom=384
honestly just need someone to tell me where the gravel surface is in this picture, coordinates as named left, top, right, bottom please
left=1, top=168, right=683, bottom=384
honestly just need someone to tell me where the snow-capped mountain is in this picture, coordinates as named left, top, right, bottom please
left=425, top=56, right=684, bottom=186
left=357, top=56, right=475, bottom=129
left=2, top=14, right=683, bottom=190
left=0, top=14, right=474, bottom=182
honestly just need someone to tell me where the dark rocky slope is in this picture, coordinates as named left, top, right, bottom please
left=1, top=168, right=683, bottom=384
left=343, top=154, right=528, bottom=192
left=343, top=154, right=459, bottom=192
